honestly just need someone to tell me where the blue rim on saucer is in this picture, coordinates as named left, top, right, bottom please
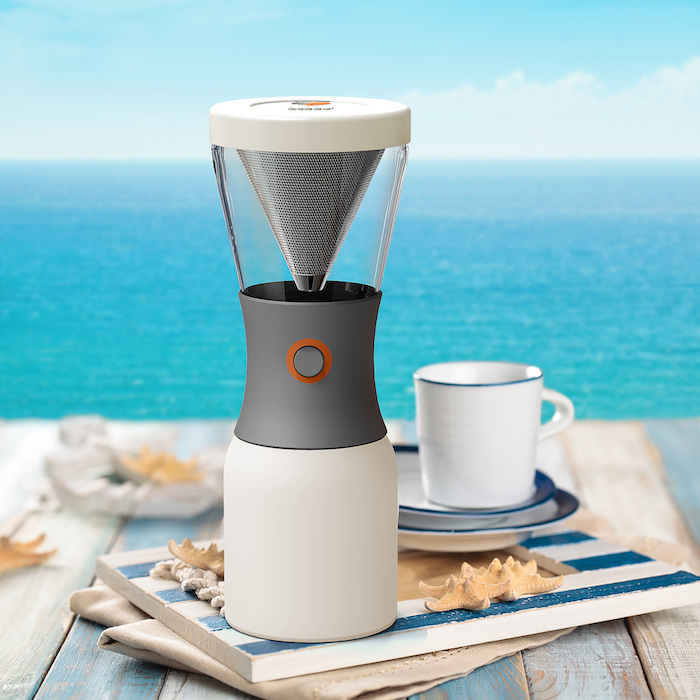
left=398, top=494, right=561, bottom=532
left=394, top=444, right=556, bottom=517
left=397, top=489, right=580, bottom=535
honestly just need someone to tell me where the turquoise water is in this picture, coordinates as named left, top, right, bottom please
left=1, top=160, right=699, bottom=420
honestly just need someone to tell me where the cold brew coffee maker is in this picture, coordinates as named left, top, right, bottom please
left=210, top=97, right=410, bottom=642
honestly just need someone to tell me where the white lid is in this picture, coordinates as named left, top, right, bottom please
left=209, top=97, right=410, bottom=152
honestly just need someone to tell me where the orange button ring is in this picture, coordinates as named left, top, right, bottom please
left=286, top=338, right=332, bottom=384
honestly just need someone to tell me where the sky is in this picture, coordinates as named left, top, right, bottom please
left=1, top=0, right=699, bottom=159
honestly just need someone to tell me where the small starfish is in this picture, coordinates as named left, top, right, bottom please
left=476, top=556, right=564, bottom=601
left=0, top=534, right=56, bottom=573
left=168, top=538, right=224, bottom=578
left=422, top=572, right=512, bottom=612
left=121, top=447, right=203, bottom=484
left=418, top=562, right=476, bottom=599
left=419, top=556, right=565, bottom=611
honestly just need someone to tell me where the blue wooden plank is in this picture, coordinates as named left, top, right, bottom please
left=158, top=669, right=257, bottom=699
left=117, top=562, right=161, bottom=579
left=154, top=588, right=199, bottom=604
left=523, top=620, right=653, bottom=699
left=34, top=616, right=166, bottom=700
left=644, top=419, right=700, bottom=546
left=520, top=531, right=594, bottom=548
left=408, top=653, right=529, bottom=700
left=562, top=551, right=653, bottom=571
left=196, top=615, right=231, bottom=632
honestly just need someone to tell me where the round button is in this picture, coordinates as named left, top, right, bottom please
left=286, top=338, right=332, bottom=384
left=293, top=346, right=325, bottom=378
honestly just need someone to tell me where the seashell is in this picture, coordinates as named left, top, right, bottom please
left=168, top=538, right=224, bottom=577
left=0, top=533, right=56, bottom=573
left=119, top=446, right=203, bottom=484
left=419, top=555, right=564, bottom=611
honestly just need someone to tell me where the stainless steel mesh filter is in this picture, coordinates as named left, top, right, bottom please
left=237, top=149, right=384, bottom=291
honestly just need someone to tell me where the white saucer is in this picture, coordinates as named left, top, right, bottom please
left=399, top=496, right=561, bottom=531
left=397, top=490, right=580, bottom=552
left=396, top=446, right=557, bottom=530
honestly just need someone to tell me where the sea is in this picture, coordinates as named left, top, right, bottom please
left=1, top=160, right=699, bottom=421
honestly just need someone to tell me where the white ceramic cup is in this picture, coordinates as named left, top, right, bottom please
left=413, top=361, right=574, bottom=509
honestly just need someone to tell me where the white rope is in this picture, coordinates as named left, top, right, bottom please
left=151, top=559, right=225, bottom=616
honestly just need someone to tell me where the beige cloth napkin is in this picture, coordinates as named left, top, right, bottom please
left=69, top=511, right=689, bottom=700
left=70, top=584, right=572, bottom=700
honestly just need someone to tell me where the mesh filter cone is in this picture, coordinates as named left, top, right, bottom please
left=237, top=149, right=384, bottom=291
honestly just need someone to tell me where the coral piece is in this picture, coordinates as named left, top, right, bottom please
left=150, top=559, right=176, bottom=580
left=120, top=446, right=203, bottom=484
left=151, top=558, right=225, bottom=616
left=0, top=534, right=56, bottom=573
left=168, top=538, right=224, bottom=577
left=421, top=572, right=512, bottom=612
left=475, top=555, right=564, bottom=601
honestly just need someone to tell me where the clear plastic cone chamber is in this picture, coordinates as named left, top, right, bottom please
left=212, top=144, right=408, bottom=295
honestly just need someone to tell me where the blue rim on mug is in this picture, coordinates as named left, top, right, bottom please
left=413, top=361, right=544, bottom=387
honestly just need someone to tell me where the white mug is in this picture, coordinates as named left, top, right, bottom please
left=414, top=361, right=574, bottom=509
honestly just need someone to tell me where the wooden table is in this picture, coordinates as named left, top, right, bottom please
left=2, top=418, right=699, bottom=699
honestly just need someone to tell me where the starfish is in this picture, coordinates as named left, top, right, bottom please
left=418, top=562, right=477, bottom=599
left=419, top=556, right=565, bottom=611
left=168, top=538, right=224, bottom=578
left=421, top=572, right=512, bottom=612
left=0, top=533, right=56, bottom=573
left=121, top=447, right=203, bottom=484
left=475, top=556, right=564, bottom=601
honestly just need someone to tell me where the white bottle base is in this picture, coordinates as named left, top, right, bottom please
left=224, top=435, right=398, bottom=643
left=228, top=619, right=396, bottom=645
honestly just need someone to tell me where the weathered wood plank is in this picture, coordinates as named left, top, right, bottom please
left=627, top=606, right=700, bottom=700
left=0, top=506, right=119, bottom=700
left=535, top=433, right=579, bottom=499
left=562, top=420, right=700, bottom=700
left=113, top=507, right=223, bottom=553
left=408, top=652, right=529, bottom=700
left=561, top=421, right=700, bottom=572
left=644, top=419, right=700, bottom=547
left=33, top=616, right=167, bottom=700
left=523, top=620, right=651, bottom=699
left=158, top=670, right=254, bottom=700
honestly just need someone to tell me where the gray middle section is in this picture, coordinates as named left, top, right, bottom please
left=235, top=290, right=386, bottom=450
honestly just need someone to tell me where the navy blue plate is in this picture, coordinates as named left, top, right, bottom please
left=398, top=488, right=579, bottom=534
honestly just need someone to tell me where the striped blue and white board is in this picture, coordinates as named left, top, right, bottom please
left=95, top=531, right=700, bottom=683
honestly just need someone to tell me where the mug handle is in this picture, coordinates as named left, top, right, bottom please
left=538, top=388, right=575, bottom=441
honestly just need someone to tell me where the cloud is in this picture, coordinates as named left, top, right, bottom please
left=402, top=58, right=700, bottom=158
